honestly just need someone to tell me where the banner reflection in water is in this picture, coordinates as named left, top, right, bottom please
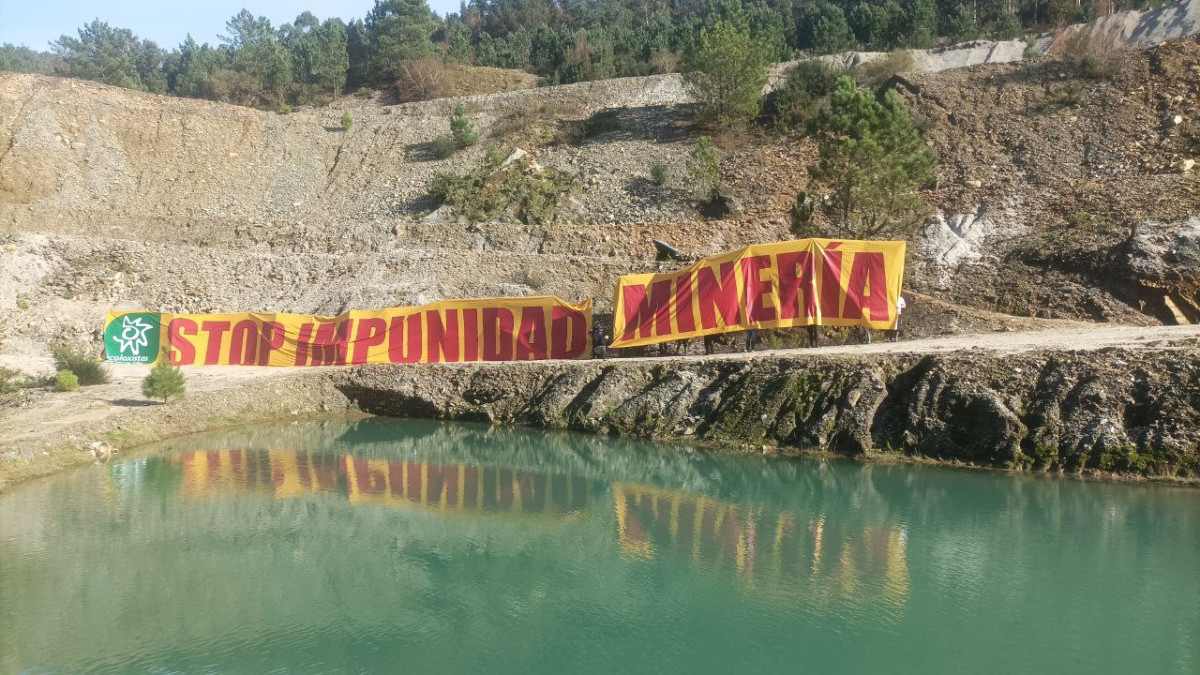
left=614, top=483, right=909, bottom=607
left=179, top=450, right=591, bottom=518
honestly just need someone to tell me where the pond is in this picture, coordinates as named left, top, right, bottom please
left=1, top=419, right=1197, bottom=673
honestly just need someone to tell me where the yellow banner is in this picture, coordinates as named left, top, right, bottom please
left=611, top=239, right=905, bottom=348
left=103, top=297, right=592, bottom=366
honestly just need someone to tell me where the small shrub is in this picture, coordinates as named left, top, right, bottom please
left=394, top=58, right=452, bottom=103
left=430, top=158, right=574, bottom=225
left=0, top=366, right=21, bottom=395
left=768, top=59, right=849, bottom=130
left=278, top=104, right=292, bottom=115
left=450, top=102, right=479, bottom=149
left=650, top=162, right=669, bottom=186
left=142, top=349, right=185, bottom=403
left=16, top=298, right=29, bottom=310
left=1023, top=38, right=1041, bottom=59
left=790, top=191, right=816, bottom=237
left=55, top=370, right=79, bottom=392
left=1048, top=80, right=1086, bottom=108
left=1054, top=27, right=1124, bottom=80
left=648, top=48, right=679, bottom=75
left=340, top=110, right=353, bottom=131
left=856, top=50, right=915, bottom=89
left=431, top=135, right=457, bottom=159
left=686, top=136, right=722, bottom=202
left=50, top=345, right=110, bottom=385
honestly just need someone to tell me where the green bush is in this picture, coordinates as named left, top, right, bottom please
left=432, top=135, right=458, bottom=159
left=1023, top=38, right=1041, bottom=59
left=430, top=157, right=574, bottom=225
left=340, top=110, right=353, bottom=131
left=450, top=103, right=479, bottom=149
left=686, top=136, right=721, bottom=202
left=55, top=370, right=79, bottom=392
left=142, top=349, right=186, bottom=403
left=1058, top=27, right=1124, bottom=80
left=768, top=59, right=848, bottom=130
left=1048, top=80, right=1086, bottom=108
left=278, top=103, right=292, bottom=115
left=650, top=162, right=669, bottom=186
left=0, top=366, right=21, bottom=395
left=856, top=50, right=915, bottom=90
left=51, top=345, right=110, bottom=385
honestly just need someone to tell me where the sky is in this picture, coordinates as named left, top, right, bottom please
left=0, top=0, right=462, bottom=51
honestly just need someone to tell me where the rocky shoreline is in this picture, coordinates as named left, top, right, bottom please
left=4, top=343, right=1199, bottom=493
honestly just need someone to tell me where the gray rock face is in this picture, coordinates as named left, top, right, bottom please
left=332, top=348, right=1200, bottom=479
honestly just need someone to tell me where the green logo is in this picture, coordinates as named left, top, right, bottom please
left=104, top=312, right=161, bottom=364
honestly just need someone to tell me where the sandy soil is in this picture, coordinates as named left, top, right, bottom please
left=4, top=323, right=1198, bottom=451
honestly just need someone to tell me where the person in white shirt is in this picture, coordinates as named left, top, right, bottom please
left=889, top=296, right=907, bottom=342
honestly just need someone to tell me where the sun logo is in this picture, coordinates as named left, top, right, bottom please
left=114, top=316, right=153, bottom=356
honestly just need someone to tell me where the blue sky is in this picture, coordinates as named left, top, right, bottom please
left=0, top=0, right=462, bottom=51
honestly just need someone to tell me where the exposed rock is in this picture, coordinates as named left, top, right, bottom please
left=332, top=347, right=1200, bottom=479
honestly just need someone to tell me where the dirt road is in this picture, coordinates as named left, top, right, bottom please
left=3, top=323, right=1199, bottom=451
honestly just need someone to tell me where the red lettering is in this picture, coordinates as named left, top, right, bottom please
left=426, top=309, right=460, bottom=363
left=463, top=308, right=479, bottom=362
left=621, top=279, right=673, bottom=340
left=257, top=321, right=285, bottom=366
left=843, top=252, right=890, bottom=321
left=741, top=255, right=776, bottom=323
left=167, top=318, right=197, bottom=365
left=483, top=307, right=515, bottom=361
left=310, top=323, right=337, bottom=366
left=777, top=252, right=816, bottom=320
left=515, top=307, right=548, bottom=360
left=675, top=273, right=696, bottom=333
left=200, top=320, right=231, bottom=365
left=387, top=314, right=423, bottom=363
left=351, top=318, right=387, bottom=365
left=228, top=320, right=259, bottom=366
left=697, top=262, right=740, bottom=329
left=820, top=250, right=843, bottom=320
left=294, top=323, right=314, bottom=366
left=551, top=306, right=588, bottom=359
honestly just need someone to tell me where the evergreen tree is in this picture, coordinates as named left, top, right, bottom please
left=450, top=103, right=479, bottom=147
left=803, top=4, right=855, bottom=54
left=683, top=14, right=768, bottom=130
left=364, top=0, right=441, bottom=81
left=142, top=349, right=186, bottom=403
left=807, top=76, right=935, bottom=240
left=52, top=20, right=155, bottom=90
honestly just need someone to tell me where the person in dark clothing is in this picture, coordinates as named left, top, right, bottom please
left=591, top=321, right=609, bottom=359
left=703, top=335, right=716, bottom=355
left=806, top=325, right=820, bottom=348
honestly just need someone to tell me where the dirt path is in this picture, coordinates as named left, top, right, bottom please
left=3, top=323, right=1198, bottom=450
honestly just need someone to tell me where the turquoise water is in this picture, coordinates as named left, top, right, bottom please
left=1, top=419, right=1198, bottom=674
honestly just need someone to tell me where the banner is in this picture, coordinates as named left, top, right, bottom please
left=611, top=238, right=905, bottom=348
left=103, top=297, right=592, bottom=366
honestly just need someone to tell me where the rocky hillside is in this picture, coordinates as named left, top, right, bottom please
left=2, top=9, right=1200, bottom=368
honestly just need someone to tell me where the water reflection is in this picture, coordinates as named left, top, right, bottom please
left=178, top=449, right=591, bottom=518
left=614, top=482, right=908, bottom=609
left=3, top=419, right=1198, bottom=675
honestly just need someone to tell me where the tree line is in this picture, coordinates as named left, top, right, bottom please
left=0, top=0, right=1158, bottom=108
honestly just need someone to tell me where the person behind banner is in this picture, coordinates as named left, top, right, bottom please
left=745, top=329, right=759, bottom=353
left=806, top=325, right=820, bottom=348
left=858, top=325, right=871, bottom=345
left=704, top=335, right=716, bottom=355
left=889, top=296, right=907, bottom=343
left=592, top=320, right=610, bottom=359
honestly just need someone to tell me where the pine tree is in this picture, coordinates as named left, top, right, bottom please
left=683, top=15, right=767, bottom=130
left=450, top=103, right=478, bottom=148
left=142, top=349, right=186, bottom=403
left=807, top=76, right=935, bottom=240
